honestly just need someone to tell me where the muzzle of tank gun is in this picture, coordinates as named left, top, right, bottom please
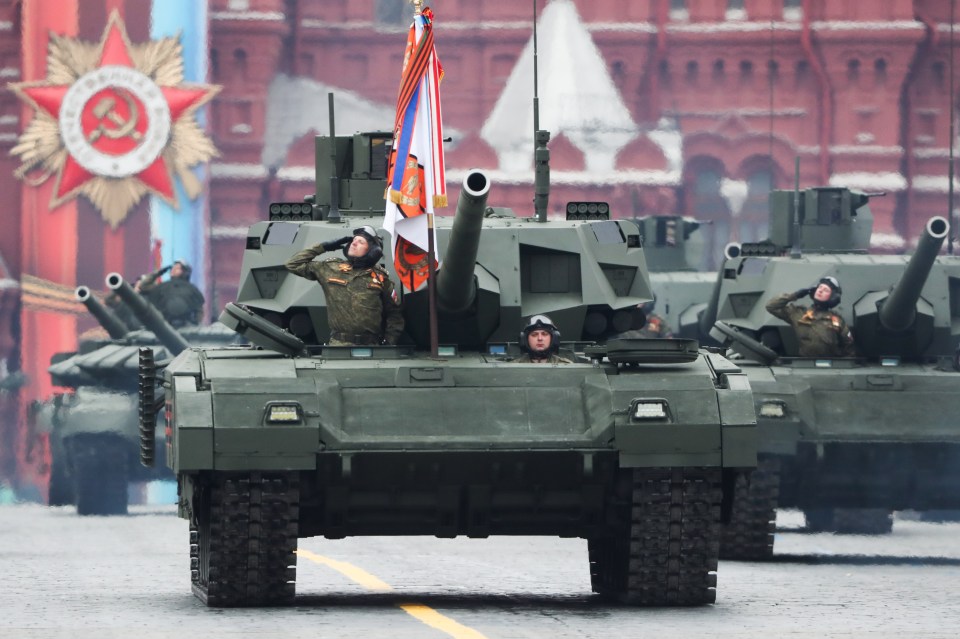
left=436, top=170, right=491, bottom=314
left=724, top=242, right=742, bottom=260
left=75, top=285, right=129, bottom=339
left=105, top=273, right=191, bottom=356
left=878, top=216, right=949, bottom=332
left=698, top=242, right=742, bottom=338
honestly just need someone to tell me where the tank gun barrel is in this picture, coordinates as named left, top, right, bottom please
left=436, top=171, right=491, bottom=313
left=699, top=242, right=741, bottom=337
left=105, top=273, right=191, bottom=356
left=879, top=216, right=949, bottom=332
left=75, top=286, right=128, bottom=339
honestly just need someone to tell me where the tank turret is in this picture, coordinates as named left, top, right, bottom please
left=106, top=273, right=190, bottom=356
left=634, top=216, right=704, bottom=272
left=852, top=216, right=950, bottom=357
left=75, top=285, right=129, bottom=340
left=739, top=187, right=876, bottom=257
left=236, top=131, right=654, bottom=351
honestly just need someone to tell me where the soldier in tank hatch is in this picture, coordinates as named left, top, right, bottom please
left=514, top=314, right=573, bottom=364
left=136, top=260, right=206, bottom=328
left=104, top=260, right=205, bottom=329
left=285, top=226, right=404, bottom=346
left=765, top=276, right=856, bottom=358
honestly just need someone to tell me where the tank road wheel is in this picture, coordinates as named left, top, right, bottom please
left=597, top=468, right=722, bottom=606
left=72, top=436, right=128, bottom=516
left=830, top=508, right=893, bottom=535
left=191, top=472, right=300, bottom=607
left=720, top=456, right=781, bottom=560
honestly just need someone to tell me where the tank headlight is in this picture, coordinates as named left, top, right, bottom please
left=631, top=399, right=669, bottom=421
left=758, top=401, right=786, bottom=418
left=266, top=402, right=302, bottom=424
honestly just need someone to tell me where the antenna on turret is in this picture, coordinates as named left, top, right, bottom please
left=327, top=92, right=341, bottom=222
left=791, top=156, right=802, bottom=258
left=532, top=0, right=550, bottom=223
left=949, top=0, right=956, bottom=253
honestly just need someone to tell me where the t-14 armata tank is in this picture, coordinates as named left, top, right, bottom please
left=38, top=276, right=237, bottom=515
left=141, top=127, right=757, bottom=607
left=701, top=186, right=960, bottom=559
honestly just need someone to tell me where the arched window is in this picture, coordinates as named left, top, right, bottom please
left=933, top=60, right=946, bottom=87
left=874, top=58, right=887, bottom=85
left=847, top=58, right=860, bottom=82
left=713, top=59, right=725, bottom=80
left=686, top=60, right=699, bottom=83
left=768, top=60, right=779, bottom=82
left=233, top=48, right=248, bottom=82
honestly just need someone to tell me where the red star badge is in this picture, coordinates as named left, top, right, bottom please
left=9, top=11, right=220, bottom=226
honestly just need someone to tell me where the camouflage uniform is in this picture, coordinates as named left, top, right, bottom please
left=513, top=353, right=573, bottom=364
left=616, top=313, right=673, bottom=339
left=765, top=292, right=856, bottom=357
left=285, top=244, right=404, bottom=345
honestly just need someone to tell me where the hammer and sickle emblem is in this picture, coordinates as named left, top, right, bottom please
left=87, top=90, right=142, bottom=143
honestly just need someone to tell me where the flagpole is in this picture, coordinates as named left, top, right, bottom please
left=410, top=0, right=439, bottom=357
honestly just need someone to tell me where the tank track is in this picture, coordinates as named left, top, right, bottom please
left=191, top=472, right=300, bottom=607
left=71, top=435, right=129, bottom=516
left=590, top=467, right=721, bottom=606
left=720, top=455, right=781, bottom=561
left=804, top=507, right=893, bottom=535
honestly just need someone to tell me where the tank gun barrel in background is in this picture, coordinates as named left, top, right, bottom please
left=699, top=242, right=741, bottom=338
left=436, top=171, right=491, bottom=314
left=105, top=273, right=191, bottom=356
left=878, top=216, right=949, bottom=332
left=75, top=286, right=129, bottom=339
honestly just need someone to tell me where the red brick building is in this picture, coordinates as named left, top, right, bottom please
left=205, top=0, right=960, bottom=299
left=1, top=0, right=959, bottom=492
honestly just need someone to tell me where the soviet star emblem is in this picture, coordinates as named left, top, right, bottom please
left=9, top=11, right=221, bottom=227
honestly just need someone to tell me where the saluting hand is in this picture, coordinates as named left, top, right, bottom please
left=321, top=236, right=353, bottom=251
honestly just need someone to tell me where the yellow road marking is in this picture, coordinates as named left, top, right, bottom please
left=399, top=604, right=489, bottom=639
left=297, top=549, right=489, bottom=639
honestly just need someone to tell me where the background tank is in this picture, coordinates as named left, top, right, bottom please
left=700, top=186, right=960, bottom=560
left=148, top=129, right=758, bottom=607
left=634, top=216, right=718, bottom=339
left=39, top=278, right=237, bottom=515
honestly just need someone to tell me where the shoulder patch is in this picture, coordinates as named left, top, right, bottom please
left=831, top=315, right=841, bottom=328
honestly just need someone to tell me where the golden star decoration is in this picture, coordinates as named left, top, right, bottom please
left=9, top=10, right=221, bottom=228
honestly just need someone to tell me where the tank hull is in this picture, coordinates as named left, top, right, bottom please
left=166, top=346, right=756, bottom=606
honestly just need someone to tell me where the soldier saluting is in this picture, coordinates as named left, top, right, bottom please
left=285, top=226, right=404, bottom=346
left=765, top=276, right=856, bottom=358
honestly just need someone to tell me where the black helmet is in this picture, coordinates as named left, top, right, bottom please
left=520, top=314, right=561, bottom=355
left=344, top=225, right=384, bottom=266
left=812, top=276, right=841, bottom=309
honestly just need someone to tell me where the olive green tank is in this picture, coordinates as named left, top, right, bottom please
left=635, top=215, right=723, bottom=341
left=700, top=187, right=960, bottom=559
left=142, top=127, right=757, bottom=607
left=38, top=277, right=236, bottom=515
